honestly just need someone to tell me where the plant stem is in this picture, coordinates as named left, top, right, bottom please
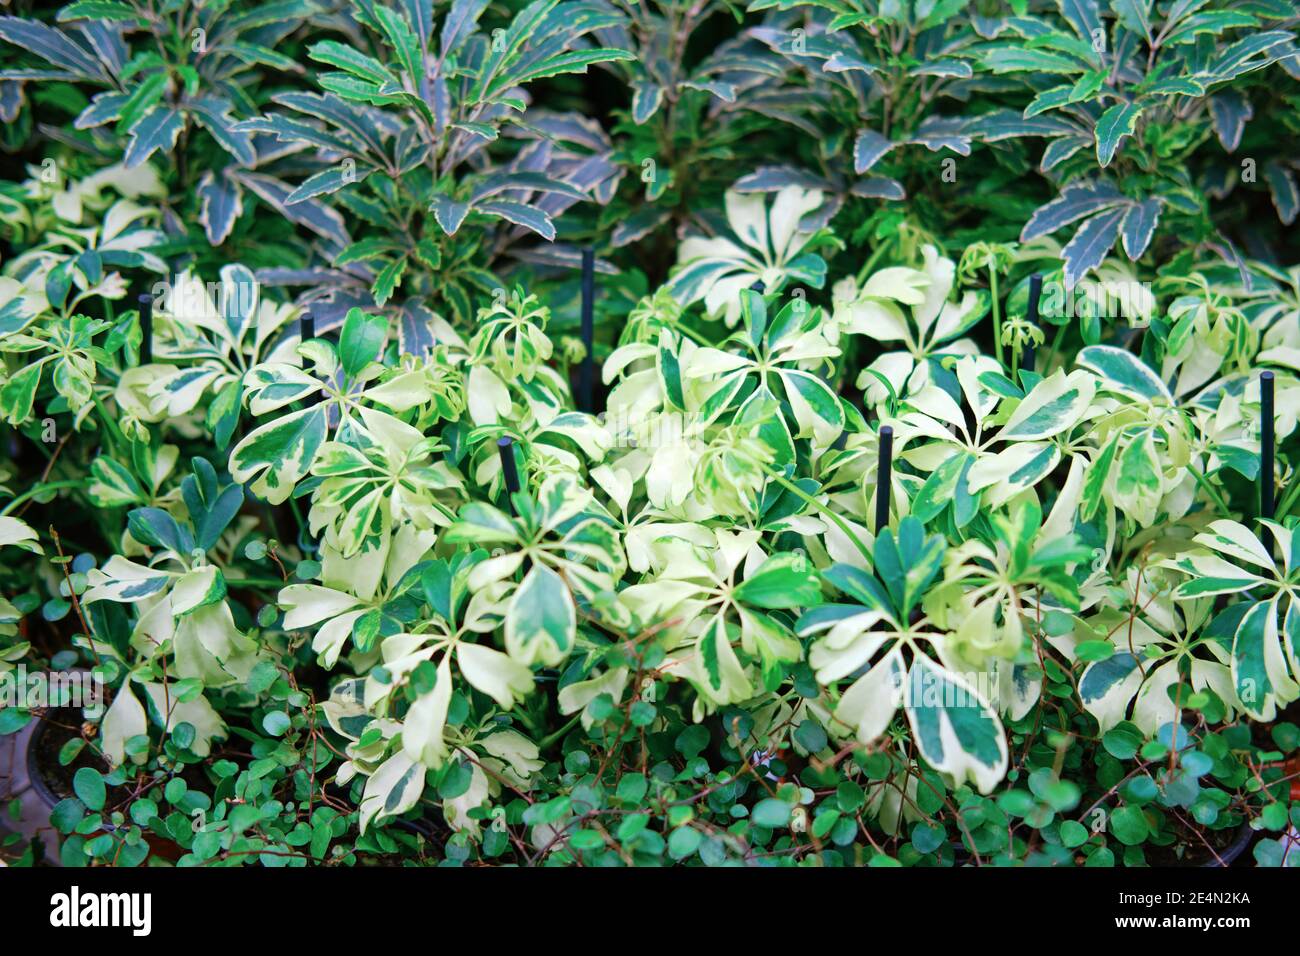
left=669, top=319, right=710, bottom=347
left=538, top=713, right=583, bottom=750
left=1042, top=323, right=1068, bottom=374
left=855, top=243, right=890, bottom=286
left=92, top=393, right=127, bottom=452
left=989, top=264, right=1004, bottom=369
left=759, top=463, right=873, bottom=563
left=225, top=576, right=292, bottom=590
left=1276, top=473, right=1300, bottom=521
left=1187, top=464, right=1232, bottom=518
left=0, top=479, right=83, bottom=517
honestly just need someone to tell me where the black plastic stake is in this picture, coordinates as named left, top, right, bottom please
left=1261, top=370, right=1275, bottom=554
left=138, top=293, right=154, bottom=364
left=875, top=425, right=893, bottom=535
left=298, top=307, right=319, bottom=407
left=1021, top=273, right=1042, bottom=375
left=579, top=248, right=595, bottom=413
left=498, top=437, right=521, bottom=515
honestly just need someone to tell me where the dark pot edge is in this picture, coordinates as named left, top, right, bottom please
left=1202, top=821, right=1256, bottom=867
left=25, top=711, right=71, bottom=811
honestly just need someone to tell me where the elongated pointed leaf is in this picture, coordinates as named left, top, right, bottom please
left=1095, top=101, right=1142, bottom=167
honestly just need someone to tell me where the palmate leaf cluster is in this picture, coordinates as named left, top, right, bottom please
left=0, top=0, right=1297, bottom=869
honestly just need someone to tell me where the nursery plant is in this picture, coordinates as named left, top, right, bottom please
left=0, top=0, right=1297, bottom=871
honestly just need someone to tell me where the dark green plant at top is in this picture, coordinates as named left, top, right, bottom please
left=234, top=0, right=635, bottom=338
left=971, top=0, right=1299, bottom=284
left=0, top=0, right=331, bottom=246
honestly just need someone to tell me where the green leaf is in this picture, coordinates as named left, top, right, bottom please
left=984, top=47, right=1088, bottom=74
left=793, top=719, right=828, bottom=753
left=733, top=553, right=820, bottom=609
left=171, top=721, right=196, bottom=750
left=1109, top=806, right=1149, bottom=845
left=504, top=564, right=575, bottom=667
left=339, top=307, right=387, bottom=375
left=998, top=369, right=1095, bottom=441
left=1111, top=0, right=1152, bottom=40
left=912, top=452, right=970, bottom=523
left=263, top=711, right=291, bottom=736
left=228, top=406, right=328, bottom=505
left=359, top=751, right=425, bottom=833
left=667, top=825, right=702, bottom=860
left=57, top=1, right=145, bottom=24
left=286, top=164, right=372, bottom=205
left=50, top=797, right=85, bottom=833
left=124, top=106, right=183, bottom=167
left=0, top=361, right=41, bottom=425
left=1095, top=102, right=1142, bottom=167
left=372, top=256, right=407, bottom=308
left=336, top=238, right=402, bottom=266
left=476, top=200, right=556, bottom=241
left=490, top=49, right=636, bottom=98
left=1077, top=345, right=1170, bottom=403
left=1232, top=599, right=1292, bottom=720
left=751, top=798, right=792, bottom=828
left=1113, top=428, right=1162, bottom=526
left=308, top=40, right=397, bottom=87
left=73, top=767, right=105, bottom=811
left=1080, top=433, right=1120, bottom=520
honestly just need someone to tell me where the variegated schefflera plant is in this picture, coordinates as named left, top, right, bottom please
left=0, top=0, right=1295, bottom=872
left=20, top=220, right=1276, bottom=852
left=151, top=221, right=1282, bottom=843
left=1, top=151, right=1296, bottom=860
left=232, top=0, right=636, bottom=332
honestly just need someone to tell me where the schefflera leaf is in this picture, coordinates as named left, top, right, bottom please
left=1161, top=520, right=1300, bottom=720
left=505, top=563, right=576, bottom=667
left=694, top=615, right=754, bottom=707
left=995, top=368, right=1096, bottom=442
left=1226, top=599, right=1297, bottom=722
left=359, top=750, right=425, bottom=834
left=800, top=537, right=1010, bottom=795
left=100, top=680, right=147, bottom=768
left=802, top=601, right=1010, bottom=794
left=141, top=681, right=226, bottom=757
left=229, top=308, right=392, bottom=505
left=1078, top=651, right=1147, bottom=732
left=403, top=655, right=454, bottom=768
left=229, top=400, right=328, bottom=505
left=903, top=653, right=1009, bottom=795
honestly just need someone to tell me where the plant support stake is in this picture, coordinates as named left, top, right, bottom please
left=498, top=436, right=521, bottom=515
left=138, top=293, right=153, bottom=364
left=876, top=425, right=893, bottom=535
left=1021, top=273, right=1042, bottom=376
left=579, top=247, right=595, bottom=413
left=1261, top=370, right=1275, bottom=554
left=300, top=307, right=318, bottom=406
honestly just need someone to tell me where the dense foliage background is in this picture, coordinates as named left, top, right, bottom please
left=1, top=0, right=1298, bottom=867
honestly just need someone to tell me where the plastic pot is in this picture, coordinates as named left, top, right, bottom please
left=1201, top=822, right=1254, bottom=868
left=25, top=710, right=188, bottom=864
